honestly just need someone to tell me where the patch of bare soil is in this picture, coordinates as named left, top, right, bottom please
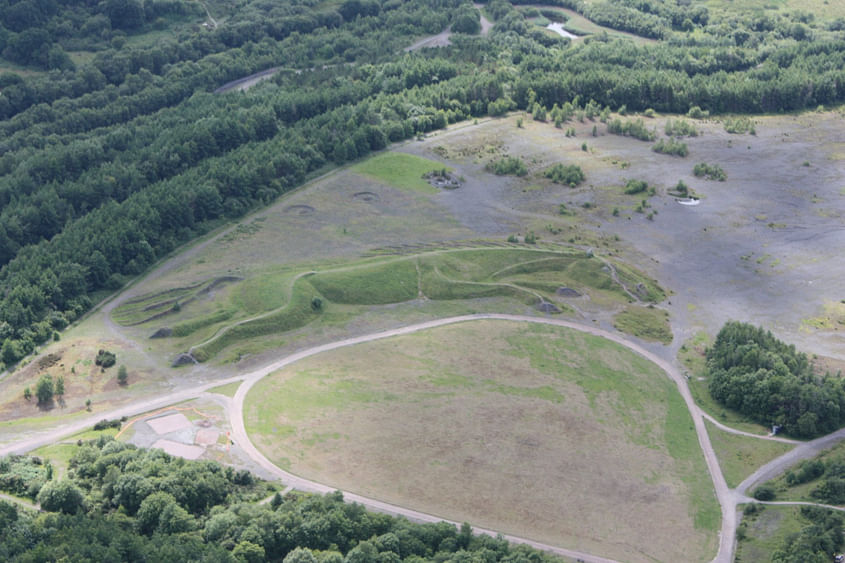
left=352, top=191, right=380, bottom=202
left=284, top=204, right=316, bottom=216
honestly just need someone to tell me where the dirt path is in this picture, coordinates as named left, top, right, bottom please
left=0, top=492, right=38, bottom=511
left=226, top=313, right=735, bottom=563
left=474, top=4, right=494, bottom=36
left=701, top=412, right=801, bottom=445
left=736, top=426, right=845, bottom=496
left=6, top=313, right=841, bottom=562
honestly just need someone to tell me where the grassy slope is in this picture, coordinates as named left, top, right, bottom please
left=245, top=320, right=718, bottom=562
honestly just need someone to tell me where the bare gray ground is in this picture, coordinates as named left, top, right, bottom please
left=401, top=114, right=845, bottom=360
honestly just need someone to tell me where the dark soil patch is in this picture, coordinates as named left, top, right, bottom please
left=536, top=301, right=562, bottom=313
left=284, top=204, right=316, bottom=216
left=37, top=352, right=62, bottom=370
left=556, top=287, right=581, bottom=298
left=422, top=171, right=462, bottom=190
left=172, top=353, right=197, bottom=367
left=353, top=191, right=380, bottom=202
left=199, top=276, right=242, bottom=294
left=122, top=281, right=204, bottom=306
left=150, top=327, right=173, bottom=339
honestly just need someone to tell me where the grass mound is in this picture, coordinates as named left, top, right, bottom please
left=351, top=152, right=448, bottom=194
left=245, top=320, right=718, bottom=561
left=180, top=248, right=665, bottom=362
left=613, top=305, right=672, bottom=344
left=310, top=259, right=418, bottom=304
left=191, top=280, right=322, bottom=362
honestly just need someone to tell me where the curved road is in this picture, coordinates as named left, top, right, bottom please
left=5, top=313, right=845, bottom=562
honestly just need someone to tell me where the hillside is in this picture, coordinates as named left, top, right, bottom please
left=0, top=0, right=844, bottom=367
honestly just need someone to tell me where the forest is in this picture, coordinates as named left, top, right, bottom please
left=0, top=0, right=843, bottom=369
left=0, top=437, right=563, bottom=563
left=707, top=322, right=844, bottom=438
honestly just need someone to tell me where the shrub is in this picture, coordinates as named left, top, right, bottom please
left=606, top=118, right=655, bottom=141
left=652, top=138, right=688, bottom=157
left=664, top=119, right=698, bottom=137
left=95, top=349, right=116, bottom=368
left=545, top=164, right=585, bottom=186
left=36, top=374, right=54, bottom=405
left=117, top=365, right=128, bottom=386
left=687, top=106, right=709, bottom=118
left=693, top=162, right=726, bottom=181
left=93, top=419, right=122, bottom=431
left=624, top=179, right=649, bottom=195
left=752, top=484, right=776, bottom=501
left=485, top=156, right=527, bottom=176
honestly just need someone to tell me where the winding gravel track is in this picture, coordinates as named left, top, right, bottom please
left=6, top=312, right=845, bottom=562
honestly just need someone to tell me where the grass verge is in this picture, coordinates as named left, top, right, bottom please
left=705, top=420, right=794, bottom=488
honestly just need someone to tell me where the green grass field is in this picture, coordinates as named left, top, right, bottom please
left=121, top=247, right=664, bottom=363
left=734, top=505, right=815, bottom=562
left=613, top=305, right=672, bottom=343
left=705, top=420, right=794, bottom=488
left=351, top=152, right=448, bottom=194
left=245, top=320, right=718, bottom=562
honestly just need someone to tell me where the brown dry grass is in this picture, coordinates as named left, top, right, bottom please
left=246, top=320, right=715, bottom=562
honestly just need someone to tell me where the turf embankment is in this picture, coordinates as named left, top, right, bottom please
left=132, top=247, right=665, bottom=362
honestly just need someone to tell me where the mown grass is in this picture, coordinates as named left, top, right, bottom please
left=246, top=320, right=717, bottom=560
left=351, top=152, right=447, bottom=194
left=180, top=247, right=664, bottom=362
left=191, top=280, right=322, bottom=362
left=613, top=305, right=673, bottom=344
left=705, top=420, right=794, bottom=488
left=310, top=259, right=418, bottom=304
left=207, top=381, right=242, bottom=398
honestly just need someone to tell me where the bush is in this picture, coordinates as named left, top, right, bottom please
left=486, top=156, right=527, bottom=177
left=36, top=374, right=54, bottom=405
left=93, top=419, right=122, bottom=431
left=693, top=162, right=726, bottom=181
left=664, top=119, right=698, bottom=137
left=752, top=484, right=776, bottom=501
left=687, top=106, right=709, bottom=119
left=95, top=349, right=116, bottom=368
left=606, top=118, right=655, bottom=141
left=544, top=164, right=585, bottom=186
left=724, top=117, right=755, bottom=134
left=624, top=179, right=649, bottom=195
left=652, top=138, right=688, bottom=157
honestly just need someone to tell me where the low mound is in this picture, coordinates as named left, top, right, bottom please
left=245, top=320, right=717, bottom=562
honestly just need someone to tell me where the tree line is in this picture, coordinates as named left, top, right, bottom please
left=707, top=321, right=843, bottom=438
left=0, top=437, right=565, bottom=562
left=1, top=0, right=845, bottom=366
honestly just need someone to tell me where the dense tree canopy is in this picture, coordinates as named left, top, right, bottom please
left=0, top=438, right=566, bottom=562
left=707, top=322, right=843, bottom=438
left=0, top=0, right=844, bottom=366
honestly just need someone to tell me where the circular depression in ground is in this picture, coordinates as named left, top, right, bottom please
left=284, top=204, right=316, bottom=215
left=244, top=319, right=717, bottom=562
